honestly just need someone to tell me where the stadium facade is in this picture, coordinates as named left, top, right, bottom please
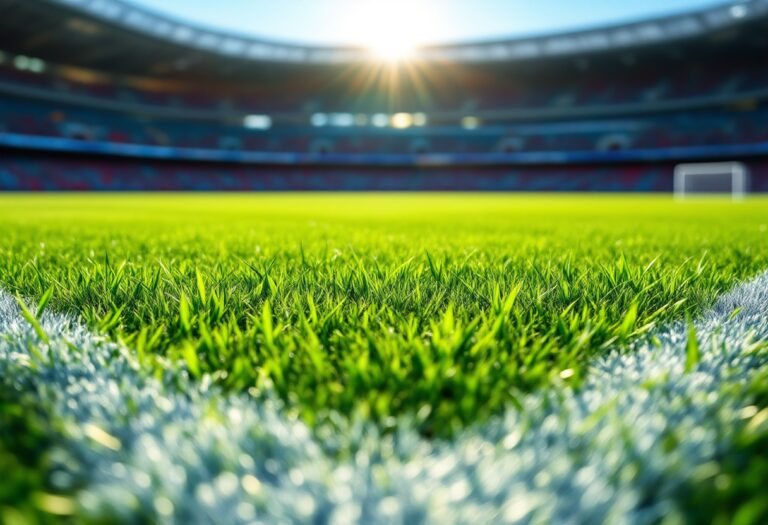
left=0, top=0, right=767, bottom=191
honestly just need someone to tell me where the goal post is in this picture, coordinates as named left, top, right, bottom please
left=674, top=162, right=749, bottom=200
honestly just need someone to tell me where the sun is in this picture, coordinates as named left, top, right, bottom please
left=342, top=1, right=436, bottom=61
left=370, top=38, right=417, bottom=62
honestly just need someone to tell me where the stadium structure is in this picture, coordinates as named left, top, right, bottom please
left=0, top=0, right=767, bottom=191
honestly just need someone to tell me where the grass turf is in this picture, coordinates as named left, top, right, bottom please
left=1, top=194, right=768, bottom=523
left=1, top=194, right=767, bottom=435
left=1, top=273, right=767, bottom=524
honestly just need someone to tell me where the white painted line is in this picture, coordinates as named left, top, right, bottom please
left=1, top=273, right=767, bottom=524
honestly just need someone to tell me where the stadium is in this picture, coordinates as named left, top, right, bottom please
left=1, top=1, right=768, bottom=524
left=1, top=0, right=768, bottom=191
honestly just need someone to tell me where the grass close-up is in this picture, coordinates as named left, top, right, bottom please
left=1, top=194, right=768, bottom=524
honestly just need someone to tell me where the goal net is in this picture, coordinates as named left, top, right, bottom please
left=674, top=162, right=749, bottom=200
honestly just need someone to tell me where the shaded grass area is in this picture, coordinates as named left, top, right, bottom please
left=676, top=366, right=768, bottom=525
left=1, top=194, right=767, bottom=436
left=0, top=386, right=62, bottom=525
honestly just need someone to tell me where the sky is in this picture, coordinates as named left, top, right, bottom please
left=131, top=0, right=725, bottom=47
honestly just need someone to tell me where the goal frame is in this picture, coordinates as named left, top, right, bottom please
left=674, top=162, right=749, bottom=200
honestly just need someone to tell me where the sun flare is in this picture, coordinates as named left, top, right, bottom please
left=343, top=1, right=436, bottom=61
left=370, top=38, right=416, bottom=61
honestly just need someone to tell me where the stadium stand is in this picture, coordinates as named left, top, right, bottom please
left=13, top=154, right=765, bottom=192
left=0, top=0, right=767, bottom=191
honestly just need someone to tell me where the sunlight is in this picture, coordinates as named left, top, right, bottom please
left=342, top=1, right=437, bottom=61
left=371, top=38, right=416, bottom=62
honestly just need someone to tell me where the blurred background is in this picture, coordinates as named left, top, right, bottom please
left=0, top=0, right=766, bottom=192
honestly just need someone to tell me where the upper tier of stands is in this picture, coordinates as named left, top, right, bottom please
left=0, top=50, right=767, bottom=160
left=2, top=55, right=767, bottom=115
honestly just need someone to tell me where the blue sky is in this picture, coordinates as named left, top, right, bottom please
left=132, top=0, right=724, bottom=46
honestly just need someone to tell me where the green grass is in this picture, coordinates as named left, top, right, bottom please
left=1, top=194, right=768, bottom=523
left=677, top=372, right=768, bottom=525
left=1, top=194, right=767, bottom=435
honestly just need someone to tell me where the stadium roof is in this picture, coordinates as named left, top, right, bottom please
left=0, top=0, right=765, bottom=75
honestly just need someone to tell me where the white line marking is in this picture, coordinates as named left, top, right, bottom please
left=1, top=273, right=767, bottom=524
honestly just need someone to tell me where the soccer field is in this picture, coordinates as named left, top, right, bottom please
left=1, top=194, right=768, bottom=524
